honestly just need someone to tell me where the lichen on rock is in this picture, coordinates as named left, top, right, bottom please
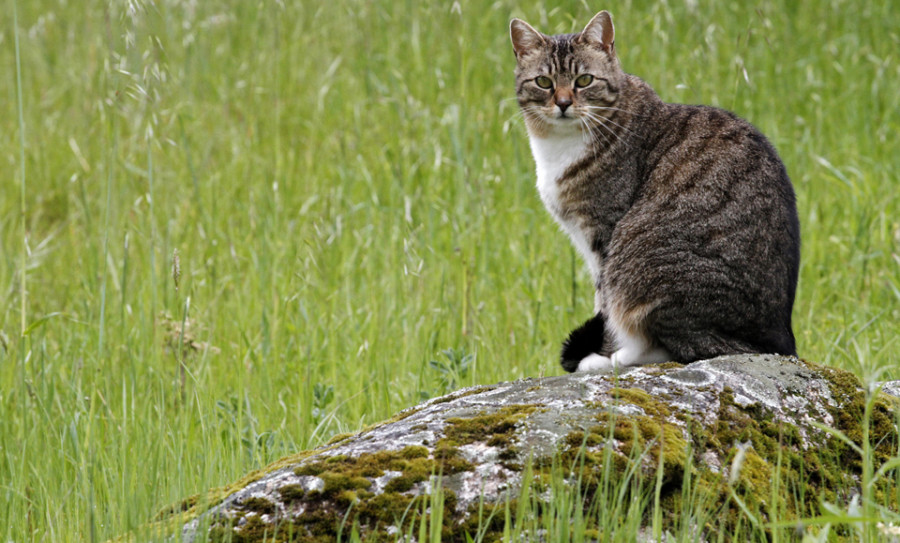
left=164, top=354, right=900, bottom=542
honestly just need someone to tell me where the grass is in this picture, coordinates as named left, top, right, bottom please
left=1, top=0, right=898, bottom=541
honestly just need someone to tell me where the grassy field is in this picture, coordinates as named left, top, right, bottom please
left=1, top=0, right=899, bottom=540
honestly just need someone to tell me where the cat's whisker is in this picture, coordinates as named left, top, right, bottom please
left=519, top=105, right=548, bottom=119
left=581, top=109, right=641, bottom=139
left=598, top=124, right=629, bottom=148
left=505, top=109, right=533, bottom=125
left=582, top=111, right=630, bottom=148
left=588, top=119, right=615, bottom=151
left=579, top=117, right=608, bottom=159
left=582, top=109, right=625, bottom=135
left=595, top=116, right=640, bottom=139
left=577, top=117, right=594, bottom=145
left=583, top=105, right=647, bottom=118
left=578, top=118, right=594, bottom=154
left=522, top=110, right=554, bottom=135
left=513, top=106, right=547, bottom=128
left=580, top=115, right=612, bottom=148
left=522, top=108, right=549, bottom=128
left=580, top=113, right=611, bottom=144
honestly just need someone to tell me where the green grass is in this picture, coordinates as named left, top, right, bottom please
left=1, top=0, right=898, bottom=541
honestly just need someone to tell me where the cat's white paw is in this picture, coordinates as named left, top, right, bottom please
left=610, top=346, right=671, bottom=367
left=609, top=348, right=631, bottom=368
left=576, top=354, right=614, bottom=372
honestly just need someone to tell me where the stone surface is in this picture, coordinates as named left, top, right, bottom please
left=169, top=355, right=900, bottom=542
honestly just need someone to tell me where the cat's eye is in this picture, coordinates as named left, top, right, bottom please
left=535, top=76, right=553, bottom=89
left=575, top=74, right=594, bottom=88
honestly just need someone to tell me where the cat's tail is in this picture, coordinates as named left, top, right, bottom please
left=560, top=313, right=610, bottom=372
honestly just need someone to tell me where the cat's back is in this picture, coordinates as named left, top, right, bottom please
left=641, top=99, right=790, bottom=192
left=629, top=97, right=798, bottom=231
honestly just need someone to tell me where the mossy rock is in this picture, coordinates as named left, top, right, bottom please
left=150, top=355, right=900, bottom=542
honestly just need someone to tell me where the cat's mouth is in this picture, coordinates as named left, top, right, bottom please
left=532, top=105, right=586, bottom=127
left=547, top=108, right=581, bottom=123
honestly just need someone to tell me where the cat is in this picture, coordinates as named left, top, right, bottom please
left=509, top=10, right=800, bottom=372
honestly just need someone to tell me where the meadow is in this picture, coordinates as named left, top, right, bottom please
left=1, top=0, right=898, bottom=540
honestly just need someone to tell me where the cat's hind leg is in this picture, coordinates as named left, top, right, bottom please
left=608, top=331, right=671, bottom=367
left=607, top=302, right=672, bottom=367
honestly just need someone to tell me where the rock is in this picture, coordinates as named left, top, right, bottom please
left=167, top=355, right=900, bottom=542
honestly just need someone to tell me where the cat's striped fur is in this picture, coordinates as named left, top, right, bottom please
left=510, top=11, right=800, bottom=371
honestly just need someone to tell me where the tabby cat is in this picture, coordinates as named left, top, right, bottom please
left=510, top=11, right=800, bottom=372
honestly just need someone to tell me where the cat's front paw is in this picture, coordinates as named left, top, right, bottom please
left=576, top=353, right=614, bottom=372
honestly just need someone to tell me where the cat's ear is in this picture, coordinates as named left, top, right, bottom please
left=578, top=10, right=615, bottom=56
left=510, top=18, right=546, bottom=59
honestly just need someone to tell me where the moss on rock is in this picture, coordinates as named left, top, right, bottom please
left=154, top=355, right=900, bottom=543
left=205, top=439, right=479, bottom=541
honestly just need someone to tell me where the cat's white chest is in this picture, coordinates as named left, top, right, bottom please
left=527, top=132, right=598, bottom=277
left=529, top=133, right=588, bottom=212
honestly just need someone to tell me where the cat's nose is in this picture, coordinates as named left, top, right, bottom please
left=557, top=98, right=572, bottom=113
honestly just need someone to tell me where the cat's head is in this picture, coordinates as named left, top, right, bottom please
left=510, top=11, right=624, bottom=135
